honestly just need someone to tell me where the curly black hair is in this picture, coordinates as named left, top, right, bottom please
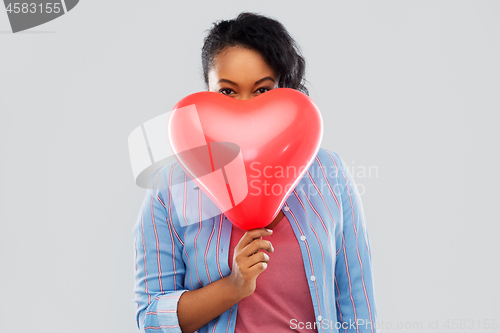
left=201, top=12, right=308, bottom=96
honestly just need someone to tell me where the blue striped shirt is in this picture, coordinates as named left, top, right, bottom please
left=133, top=147, right=378, bottom=333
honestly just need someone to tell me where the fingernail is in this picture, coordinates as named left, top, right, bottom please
left=266, top=228, right=273, bottom=233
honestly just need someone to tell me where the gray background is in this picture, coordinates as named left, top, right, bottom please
left=1, top=1, right=499, bottom=332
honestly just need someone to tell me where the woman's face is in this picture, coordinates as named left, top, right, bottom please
left=208, top=46, right=279, bottom=100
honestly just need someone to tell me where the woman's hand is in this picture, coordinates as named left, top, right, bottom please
left=177, top=228, right=273, bottom=333
left=227, top=228, right=274, bottom=299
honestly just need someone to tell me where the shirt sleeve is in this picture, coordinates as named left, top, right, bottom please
left=133, top=165, right=189, bottom=333
left=331, top=152, right=378, bottom=333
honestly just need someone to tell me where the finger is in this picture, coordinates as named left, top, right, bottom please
left=252, top=236, right=262, bottom=255
left=248, top=261, right=268, bottom=276
left=235, top=228, right=273, bottom=250
left=238, top=250, right=269, bottom=270
left=241, top=238, right=274, bottom=258
left=248, top=251, right=270, bottom=266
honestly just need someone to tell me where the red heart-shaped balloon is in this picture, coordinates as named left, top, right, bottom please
left=168, top=88, right=323, bottom=230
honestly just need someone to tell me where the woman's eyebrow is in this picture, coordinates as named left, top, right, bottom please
left=216, top=76, right=275, bottom=86
left=254, top=76, right=275, bottom=85
left=217, top=78, right=238, bottom=86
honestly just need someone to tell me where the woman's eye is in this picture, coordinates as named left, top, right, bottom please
left=255, top=87, right=271, bottom=94
left=219, top=88, right=235, bottom=95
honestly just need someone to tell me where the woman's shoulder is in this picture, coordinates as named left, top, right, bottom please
left=148, top=162, right=187, bottom=190
left=314, top=147, right=345, bottom=174
left=147, top=162, right=188, bottom=213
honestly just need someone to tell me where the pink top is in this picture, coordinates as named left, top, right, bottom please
left=228, top=214, right=318, bottom=332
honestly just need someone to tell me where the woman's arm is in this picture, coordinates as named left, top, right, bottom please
left=177, top=228, right=274, bottom=333
left=328, top=151, right=378, bottom=333
left=133, top=185, right=188, bottom=332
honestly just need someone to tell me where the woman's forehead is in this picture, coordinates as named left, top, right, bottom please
left=210, top=46, right=276, bottom=83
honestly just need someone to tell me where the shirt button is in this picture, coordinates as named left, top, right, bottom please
left=310, top=275, right=316, bottom=281
left=283, top=206, right=289, bottom=211
left=300, top=235, right=306, bottom=241
left=317, top=315, right=322, bottom=321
